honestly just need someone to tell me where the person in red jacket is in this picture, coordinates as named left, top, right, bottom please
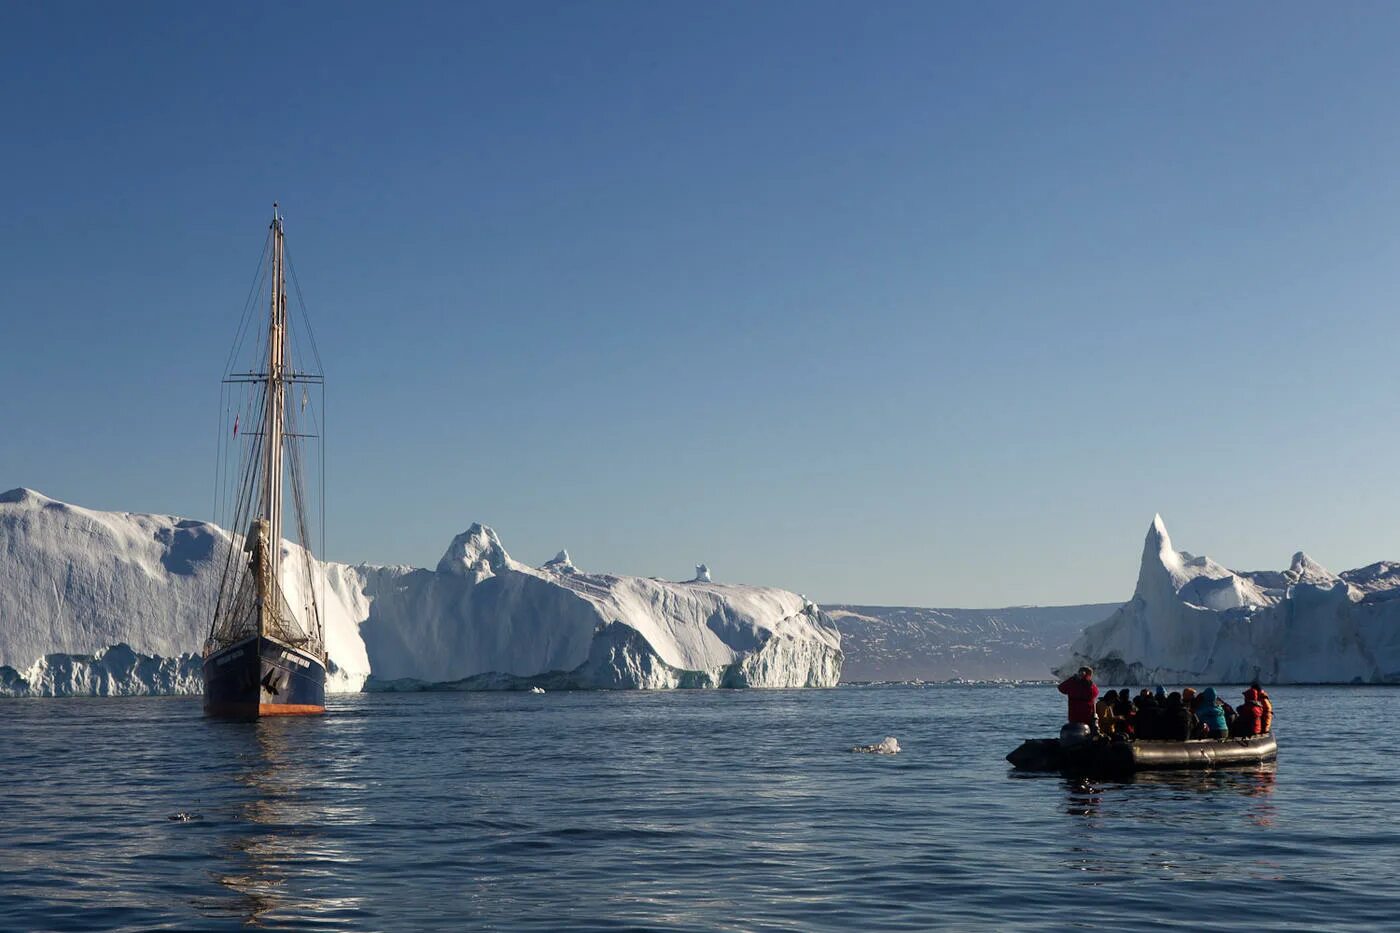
left=1233, top=693, right=1264, bottom=737
left=1243, top=682, right=1273, bottom=732
left=1058, top=667, right=1099, bottom=727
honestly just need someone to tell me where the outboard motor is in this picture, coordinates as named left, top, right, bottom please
left=1059, top=722, right=1093, bottom=748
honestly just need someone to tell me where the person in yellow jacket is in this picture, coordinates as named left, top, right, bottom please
left=1095, top=689, right=1118, bottom=735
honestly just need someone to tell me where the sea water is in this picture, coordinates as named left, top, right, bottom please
left=1, top=685, right=1397, bottom=931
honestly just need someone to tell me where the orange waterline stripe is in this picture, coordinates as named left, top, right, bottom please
left=258, top=704, right=326, bottom=716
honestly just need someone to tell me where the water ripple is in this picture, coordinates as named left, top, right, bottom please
left=1, top=687, right=1398, bottom=929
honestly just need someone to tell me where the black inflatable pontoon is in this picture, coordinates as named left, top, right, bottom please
left=1007, top=733, right=1277, bottom=774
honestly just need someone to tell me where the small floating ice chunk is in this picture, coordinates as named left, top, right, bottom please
left=168, top=812, right=200, bottom=822
left=851, top=736, right=901, bottom=754
left=528, top=686, right=545, bottom=694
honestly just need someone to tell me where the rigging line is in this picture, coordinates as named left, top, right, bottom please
left=213, top=376, right=269, bottom=642
left=283, top=264, right=327, bottom=648
left=211, top=411, right=261, bottom=646
left=233, top=385, right=259, bottom=518
left=213, top=381, right=223, bottom=532
left=284, top=245, right=325, bottom=375
left=284, top=244, right=321, bottom=372
left=299, top=374, right=323, bottom=438
left=216, top=380, right=233, bottom=530
left=228, top=267, right=266, bottom=386
left=288, top=423, right=320, bottom=646
left=222, top=229, right=273, bottom=378
left=244, top=262, right=273, bottom=393
left=229, top=390, right=267, bottom=639
left=222, top=387, right=238, bottom=529
left=291, top=407, right=319, bottom=638
left=320, top=379, right=326, bottom=642
left=215, top=388, right=259, bottom=586
left=223, top=387, right=234, bottom=526
left=220, top=381, right=245, bottom=529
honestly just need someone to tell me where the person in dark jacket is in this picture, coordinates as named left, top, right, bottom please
left=1058, top=667, right=1099, bottom=727
left=1113, top=691, right=1135, bottom=735
left=1193, top=686, right=1228, bottom=738
left=1220, top=699, right=1237, bottom=732
left=1161, top=692, right=1197, bottom=741
left=1133, top=694, right=1160, bottom=740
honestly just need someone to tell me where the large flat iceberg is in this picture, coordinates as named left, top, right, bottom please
left=1061, top=515, right=1400, bottom=684
left=357, top=523, right=842, bottom=690
left=0, top=489, right=841, bottom=696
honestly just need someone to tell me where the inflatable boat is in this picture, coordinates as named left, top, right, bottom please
left=1007, top=732, right=1277, bottom=774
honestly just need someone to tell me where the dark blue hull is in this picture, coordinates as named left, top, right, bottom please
left=204, top=636, right=326, bottom=718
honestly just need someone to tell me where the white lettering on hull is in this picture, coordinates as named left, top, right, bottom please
left=278, top=649, right=311, bottom=669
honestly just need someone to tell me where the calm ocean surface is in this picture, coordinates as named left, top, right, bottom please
left=2, top=685, right=1397, bottom=931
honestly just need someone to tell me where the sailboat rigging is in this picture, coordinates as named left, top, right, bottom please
left=204, top=204, right=328, bottom=718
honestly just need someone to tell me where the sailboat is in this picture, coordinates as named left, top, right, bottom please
left=204, top=204, right=327, bottom=718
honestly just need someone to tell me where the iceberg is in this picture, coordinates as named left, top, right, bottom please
left=357, top=523, right=841, bottom=689
left=0, top=643, right=204, bottom=697
left=1060, top=515, right=1400, bottom=684
left=0, top=488, right=372, bottom=696
left=0, top=489, right=842, bottom=696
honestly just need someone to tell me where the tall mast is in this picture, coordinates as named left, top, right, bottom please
left=261, top=203, right=287, bottom=636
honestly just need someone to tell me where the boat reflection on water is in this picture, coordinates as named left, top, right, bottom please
left=1045, top=762, right=1280, bottom=882
left=206, top=716, right=367, bottom=927
left=1054, top=761, right=1278, bottom=825
left=1118, top=761, right=1277, bottom=793
left=1008, top=760, right=1279, bottom=823
left=1124, top=762, right=1278, bottom=827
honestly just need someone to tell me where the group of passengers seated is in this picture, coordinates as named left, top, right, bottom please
left=1059, top=667, right=1272, bottom=741
left=1096, top=683, right=1272, bottom=740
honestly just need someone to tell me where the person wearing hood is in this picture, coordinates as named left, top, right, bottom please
left=1058, top=667, right=1099, bottom=729
left=1194, top=687, right=1228, bottom=738
left=1233, top=691, right=1265, bottom=737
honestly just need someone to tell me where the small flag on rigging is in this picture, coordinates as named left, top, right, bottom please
left=233, top=414, right=239, bottom=438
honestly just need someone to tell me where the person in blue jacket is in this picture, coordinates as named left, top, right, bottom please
left=1193, top=686, right=1228, bottom=738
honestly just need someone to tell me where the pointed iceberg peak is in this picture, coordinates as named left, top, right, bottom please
left=1142, top=514, right=1181, bottom=574
left=1148, top=513, right=1170, bottom=547
left=1135, top=513, right=1196, bottom=600
left=692, top=563, right=712, bottom=583
left=1287, top=551, right=1335, bottom=584
left=437, top=523, right=513, bottom=577
left=543, top=549, right=576, bottom=573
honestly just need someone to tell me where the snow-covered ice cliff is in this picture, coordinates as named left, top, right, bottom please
left=359, top=524, right=841, bottom=690
left=1061, top=515, right=1400, bottom=684
left=0, top=489, right=841, bottom=696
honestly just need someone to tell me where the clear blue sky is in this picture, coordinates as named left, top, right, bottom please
left=5, top=2, right=1400, bottom=607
